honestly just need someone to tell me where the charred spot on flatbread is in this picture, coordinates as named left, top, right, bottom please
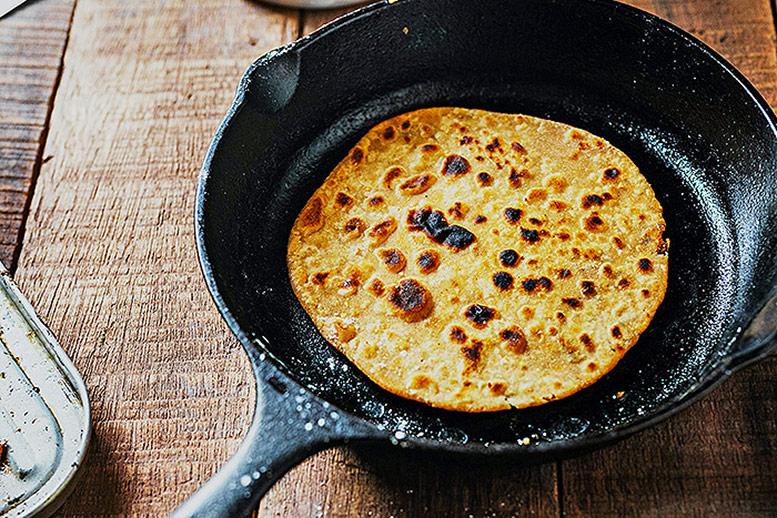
left=449, top=326, right=468, bottom=344
left=334, top=192, right=353, bottom=209
left=521, top=277, right=552, bottom=293
left=520, top=228, right=540, bottom=243
left=447, top=201, right=467, bottom=220
left=500, top=326, right=528, bottom=354
left=441, top=154, right=470, bottom=177
left=351, top=148, right=364, bottom=165
left=464, top=304, right=496, bottom=328
left=417, top=250, right=440, bottom=274
left=399, top=174, right=437, bottom=195
left=378, top=248, right=407, bottom=273
left=367, top=217, right=397, bottom=246
left=461, top=341, right=483, bottom=372
left=508, top=167, right=528, bottom=188
left=562, top=297, right=582, bottom=308
left=366, top=278, right=385, bottom=296
left=388, top=279, right=433, bottom=322
left=343, top=217, right=366, bottom=239
left=383, top=167, right=404, bottom=188
left=407, top=207, right=476, bottom=250
left=477, top=172, right=493, bottom=186
left=584, top=213, right=605, bottom=231
left=503, top=207, right=522, bottom=224
left=580, top=280, right=597, bottom=297
left=492, top=272, right=514, bottom=291
left=367, top=195, right=385, bottom=208
left=312, top=272, right=329, bottom=286
left=299, top=197, right=324, bottom=233
left=499, top=249, right=520, bottom=267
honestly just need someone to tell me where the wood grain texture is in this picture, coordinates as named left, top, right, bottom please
left=0, top=0, right=74, bottom=267
left=300, top=6, right=356, bottom=34
left=561, top=1, right=777, bottom=517
left=10, top=0, right=298, bottom=515
left=262, top=446, right=558, bottom=518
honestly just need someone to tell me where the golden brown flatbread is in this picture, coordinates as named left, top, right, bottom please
left=287, top=107, right=667, bottom=412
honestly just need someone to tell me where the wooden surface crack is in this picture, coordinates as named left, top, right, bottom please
left=0, top=0, right=77, bottom=269
left=10, top=0, right=77, bottom=275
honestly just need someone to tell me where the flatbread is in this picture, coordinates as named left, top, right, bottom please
left=287, top=107, right=667, bottom=412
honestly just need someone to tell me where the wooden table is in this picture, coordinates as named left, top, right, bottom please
left=2, top=0, right=776, bottom=516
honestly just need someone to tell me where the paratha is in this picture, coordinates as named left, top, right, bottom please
left=287, top=107, right=668, bottom=412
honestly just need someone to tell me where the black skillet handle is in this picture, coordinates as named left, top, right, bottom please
left=169, top=346, right=380, bottom=518
left=727, top=289, right=777, bottom=370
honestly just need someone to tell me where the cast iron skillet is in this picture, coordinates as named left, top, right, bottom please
left=172, top=0, right=777, bottom=515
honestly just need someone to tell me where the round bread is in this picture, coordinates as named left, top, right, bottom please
left=287, top=107, right=668, bottom=412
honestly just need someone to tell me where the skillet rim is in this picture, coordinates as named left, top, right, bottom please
left=194, top=0, right=777, bottom=455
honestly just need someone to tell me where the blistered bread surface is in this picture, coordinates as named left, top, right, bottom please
left=287, top=107, right=667, bottom=412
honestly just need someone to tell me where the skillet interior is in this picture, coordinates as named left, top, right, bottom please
left=198, top=0, right=777, bottom=448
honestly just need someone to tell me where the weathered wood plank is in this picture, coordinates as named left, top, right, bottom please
left=256, top=7, right=558, bottom=518
left=561, top=1, right=777, bottom=516
left=262, top=446, right=558, bottom=517
left=563, top=358, right=777, bottom=517
left=11, top=1, right=298, bottom=515
left=0, top=0, right=74, bottom=268
left=300, top=6, right=354, bottom=34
